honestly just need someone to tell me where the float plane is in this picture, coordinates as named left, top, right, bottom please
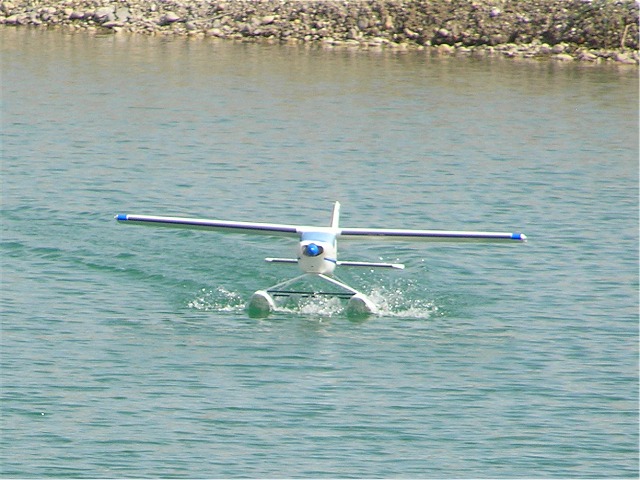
left=116, top=201, right=526, bottom=316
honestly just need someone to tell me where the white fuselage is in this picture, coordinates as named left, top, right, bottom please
left=297, top=230, right=338, bottom=275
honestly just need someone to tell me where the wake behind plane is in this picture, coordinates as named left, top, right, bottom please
left=115, top=201, right=526, bottom=317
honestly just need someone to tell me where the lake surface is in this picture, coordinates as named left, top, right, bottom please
left=1, top=27, right=638, bottom=478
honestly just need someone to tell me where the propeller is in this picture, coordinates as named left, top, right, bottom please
left=303, top=243, right=323, bottom=257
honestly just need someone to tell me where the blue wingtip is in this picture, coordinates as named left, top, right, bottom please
left=116, top=214, right=127, bottom=221
left=512, top=232, right=527, bottom=241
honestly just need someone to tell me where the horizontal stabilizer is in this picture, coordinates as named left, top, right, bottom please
left=265, top=258, right=404, bottom=269
left=265, top=258, right=298, bottom=264
left=336, top=260, right=405, bottom=269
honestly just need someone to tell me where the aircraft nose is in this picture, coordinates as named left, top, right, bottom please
left=304, top=243, right=322, bottom=257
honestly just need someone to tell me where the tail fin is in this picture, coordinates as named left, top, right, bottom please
left=330, top=201, right=341, bottom=229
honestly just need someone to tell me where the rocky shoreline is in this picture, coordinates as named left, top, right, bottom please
left=1, top=0, right=638, bottom=64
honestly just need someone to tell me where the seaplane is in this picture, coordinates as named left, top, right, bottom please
left=115, top=201, right=526, bottom=317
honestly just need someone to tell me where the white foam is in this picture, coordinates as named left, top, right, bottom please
left=188, top=284, right=439, bottom=319
left=366, top=286, right=438, bottom=319
left=187, top=286, right=245, bottom=312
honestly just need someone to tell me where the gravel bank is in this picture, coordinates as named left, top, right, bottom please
left=1, top=0, right=638, bottom=64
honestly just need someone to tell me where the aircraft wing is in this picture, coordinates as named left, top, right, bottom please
left=115, top=214, right=299, bottom=237
left=339, top=227, right=527, bottom=243
left=115, top=213, right=527, bottom=242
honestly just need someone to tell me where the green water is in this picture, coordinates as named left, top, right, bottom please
left=1, top=28, right=638, bottom=477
